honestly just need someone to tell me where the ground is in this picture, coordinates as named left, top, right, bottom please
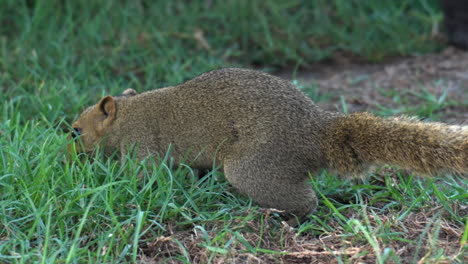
left=283, top=47, right=467, bottom=123
left=137, top=49, right=468, bottom=263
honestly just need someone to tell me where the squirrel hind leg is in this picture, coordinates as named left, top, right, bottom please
left=223, top=153, right=318, bottom=222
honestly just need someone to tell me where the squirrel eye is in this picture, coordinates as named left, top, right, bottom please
left=71, top=128, right=82, bottom=138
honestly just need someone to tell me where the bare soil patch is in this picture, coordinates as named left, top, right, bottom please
left=139, top=207, right=465, bottom=263
left=281, top=47, right=468, bottom=123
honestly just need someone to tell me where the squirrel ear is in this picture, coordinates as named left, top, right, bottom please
left=122, top=88, right=137, bottom=96
left=98, top=96, right=116, bottom=120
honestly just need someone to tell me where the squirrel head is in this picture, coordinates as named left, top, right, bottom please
left=69, top=95, right=117, bottom=154
left=68, top=88, right=137, bottom=156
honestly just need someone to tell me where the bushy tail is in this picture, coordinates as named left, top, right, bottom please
left=325, top=112, right=467, bottom=177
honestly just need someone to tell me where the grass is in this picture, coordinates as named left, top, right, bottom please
left=1, top=0, right=467, bottom=263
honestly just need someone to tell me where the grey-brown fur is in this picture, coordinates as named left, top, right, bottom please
left=71, top=68, right=468, bottom=221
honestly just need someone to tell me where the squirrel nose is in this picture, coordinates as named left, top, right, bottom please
left=71, top=128, right=82, bottom=138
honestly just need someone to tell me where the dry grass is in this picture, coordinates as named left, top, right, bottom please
left=138, top=207, right=466, bottom=263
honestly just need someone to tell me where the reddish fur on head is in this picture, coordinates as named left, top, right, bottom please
left=68, top=96, right=117, bottom=155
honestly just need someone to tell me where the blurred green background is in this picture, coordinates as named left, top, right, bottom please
left=0, top=0, right=443, bottom=123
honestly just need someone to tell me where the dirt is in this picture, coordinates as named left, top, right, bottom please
left=138, top=49, right=467, bottom=263
left=138, top=207, right=466, bottom=263
left=280, top=47, right=468, bottom=124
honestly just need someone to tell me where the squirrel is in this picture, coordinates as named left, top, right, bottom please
left=70, top=68, right=468, bottom=221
